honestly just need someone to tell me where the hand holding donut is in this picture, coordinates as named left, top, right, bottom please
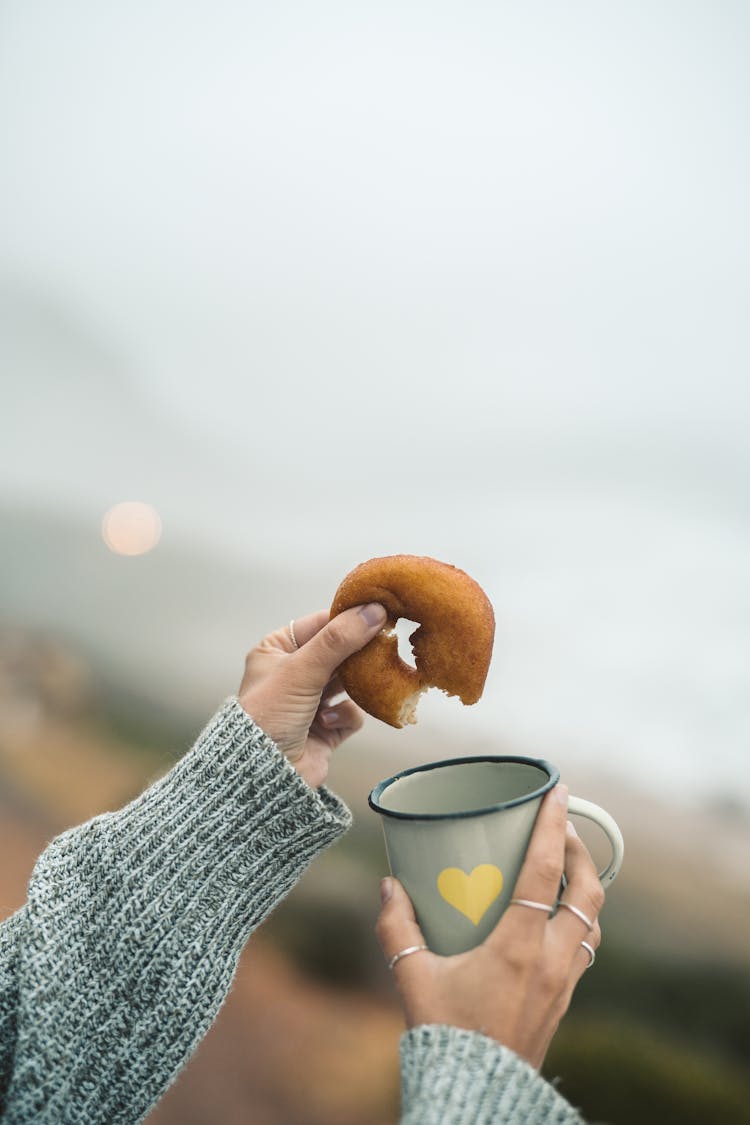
left=239, top=554, right=493, bottom=779
left=375, top=786, right=604, bottom=1070
left=238, top=603, right=387, bottom=788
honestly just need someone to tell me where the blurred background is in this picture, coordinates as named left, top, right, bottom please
left=1, top=1, right=749, bottom=1121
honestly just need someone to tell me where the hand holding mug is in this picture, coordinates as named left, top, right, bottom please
left=376, top=785, right=603, bottom=1070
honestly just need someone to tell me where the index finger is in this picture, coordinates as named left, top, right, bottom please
left=502, top=785, right=569, bottom=931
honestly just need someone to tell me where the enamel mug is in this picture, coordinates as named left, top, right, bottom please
left=369, top=755, right=624, bottom=956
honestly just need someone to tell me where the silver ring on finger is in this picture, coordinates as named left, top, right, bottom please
left=288, top=620, right=299, bottom=650
left=508, top=898, right=555, bottom=916
left=580, top=940, right=596, bottom=968
left=387, top=944, right=429, bottom=971
left=557, top=901, right=595, bottom=931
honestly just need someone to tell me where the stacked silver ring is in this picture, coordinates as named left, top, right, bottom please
left=508, top=898, right=597, bottom=969
left=387, top=944, right=430, bottom=971
left=580, top=940, right=596, bottom=968
left=508, top=898, right=554, bottom=915
left=556, top=901, right=594, bottom=931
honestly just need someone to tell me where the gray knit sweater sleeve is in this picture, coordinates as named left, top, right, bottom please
left=0, top=698, right=351, bottom=1124
left=0, top=912, right=22, bottom=1109
left=400, top=1026, right=585, bottom=1123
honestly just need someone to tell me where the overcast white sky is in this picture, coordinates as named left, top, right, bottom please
left=1, top=1, right=748, bottom=802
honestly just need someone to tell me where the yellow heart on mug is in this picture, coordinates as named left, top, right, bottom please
left=436, top=864, right=504, bottom=925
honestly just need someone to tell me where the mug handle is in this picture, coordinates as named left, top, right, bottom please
left=567, top=796, right=624, bottom=886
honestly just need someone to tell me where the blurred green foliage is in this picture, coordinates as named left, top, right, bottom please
left=547, top=1017, right=750, bottom=1125
left=549, top=943, right=750, bottom=1122
left=571, top=943, right=750, bottom=1070
left=266, top=895, right=380, bottom=988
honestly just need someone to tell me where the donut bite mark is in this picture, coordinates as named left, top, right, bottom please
left=330, top=555, right=495, bottom=728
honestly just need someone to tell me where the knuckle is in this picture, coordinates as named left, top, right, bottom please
left=321, top=617, right=349, bottom=653
left=584, top=881, right=606, bottom=916
left=374, top=912, right=395, bottom=947
left=502, top=936, right=538, bottom=975
left=539, top=957, right=568, bottom=998
left=536, top=854, right=563, bottom=889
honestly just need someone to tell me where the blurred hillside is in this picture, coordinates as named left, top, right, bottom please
left=1, top=630, right=750, bottom=1123
left=0, top=501, right=329, bottom=721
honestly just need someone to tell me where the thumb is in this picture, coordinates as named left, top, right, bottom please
left=376, top=877, right=429, bottom=967
left=293, top=603, right=387, bottom=691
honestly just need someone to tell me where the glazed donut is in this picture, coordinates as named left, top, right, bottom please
left=330, top=555, right=495, bottom=728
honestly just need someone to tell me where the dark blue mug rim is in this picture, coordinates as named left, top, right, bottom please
left=368, top=754, right=561, bottom=822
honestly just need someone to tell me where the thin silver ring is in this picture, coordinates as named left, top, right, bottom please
left=580, top=940, right=596, bottom=968
left=508, top=898, right=555, bottom=916
left=288, top=620, right=299, bottom=650
left=557, top=901, right=595, bottom=931
left=387, top=944, right=429, bottom=971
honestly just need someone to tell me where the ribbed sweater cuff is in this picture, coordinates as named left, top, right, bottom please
left=110, top=696, right=353, bottom=924
left=399, top=1026, right=584, bottom=1124
left=32, top=697, right=353, bottom=955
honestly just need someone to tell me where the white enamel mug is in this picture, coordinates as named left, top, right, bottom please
left=369, top=755, right=624, bottom=956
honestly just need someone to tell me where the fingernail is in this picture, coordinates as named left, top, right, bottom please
left=359, top=603, right=387, bottom=628
left=566, top=819, right=578, bottom=837
left=555, top=784, right=569, bottom=807
left=320, top=709, right=340, bottom=728
left=380, top=876, right=393, bottom=904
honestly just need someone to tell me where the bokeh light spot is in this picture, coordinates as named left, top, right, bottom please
left=102, top=501, right=162, bottom=556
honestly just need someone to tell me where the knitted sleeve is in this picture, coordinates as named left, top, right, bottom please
left=399, top=1026, right=585, bottom=1124
left=0, top=698, right=351, bottom=1125
left=0, top=909, right=23, bottom=1114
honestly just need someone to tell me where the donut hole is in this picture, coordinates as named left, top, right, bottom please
left=392, top=617, right=420, bottom=669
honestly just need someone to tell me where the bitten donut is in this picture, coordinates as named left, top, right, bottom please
left=330, top=554, right=495, bottom=728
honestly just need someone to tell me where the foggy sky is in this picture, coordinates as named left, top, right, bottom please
left=1, top=1, right=748, bottom=803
